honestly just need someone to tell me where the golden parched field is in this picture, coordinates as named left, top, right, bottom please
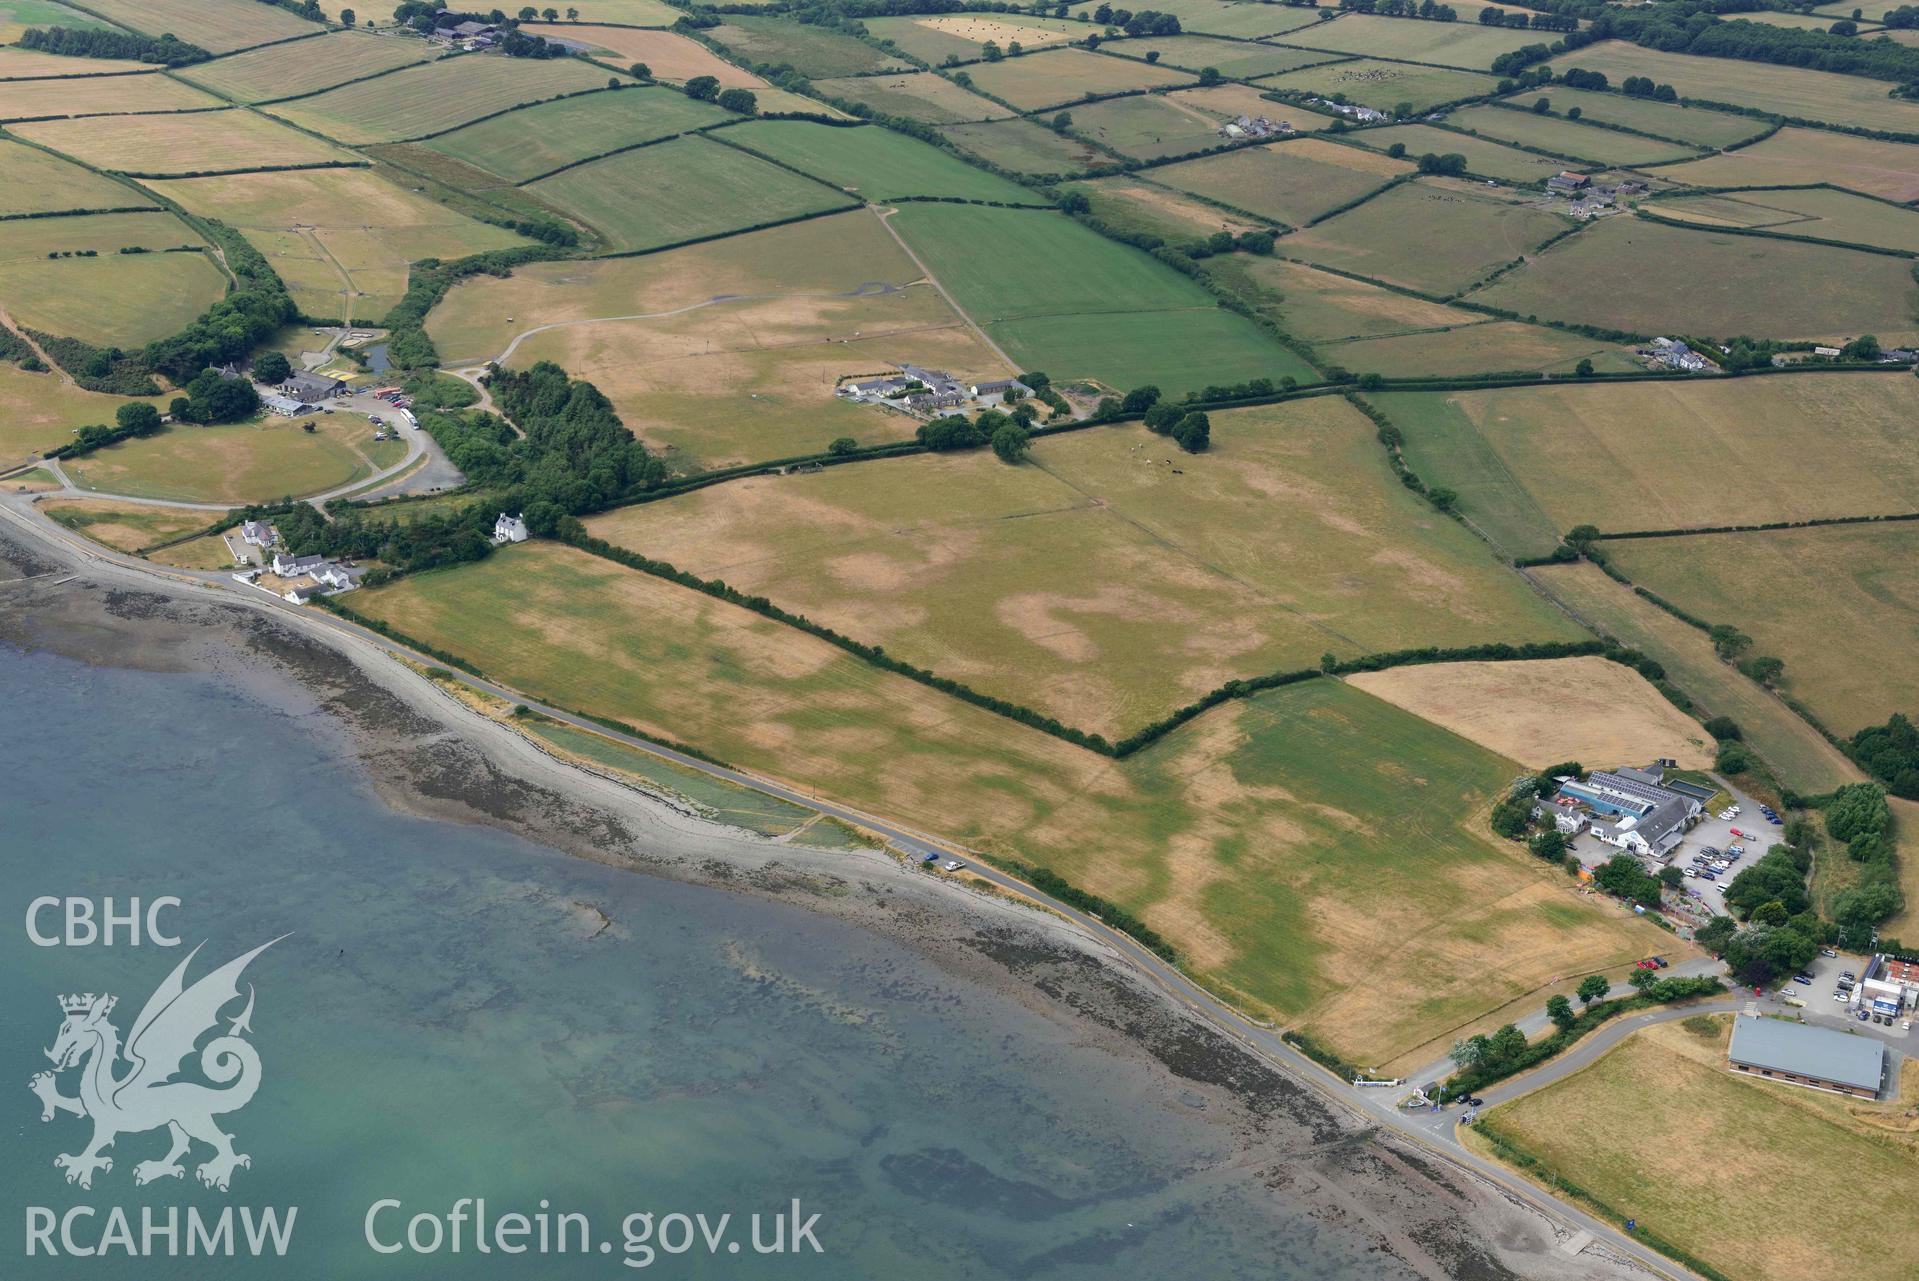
left=1655, top=127, right=1919, bottom=203
left=39, top=498, right=216, bottom=555
left=1527, top=562, right=1863, bottom=795
left=153, top=167, right=529, bottom=322
left=0, top=71, right=220, bottom=122
left=1346, top=656, right=1714, bottom=770
left=1155, top=137, right=1412, bottom=228
left=585, top=398, right=1586, bottom=739
left=1471, top=216, right=1919, bottom=343
left=270, top=56, right=612, bottom=144
left=0, top=138, right=149, bottom=215
left=0, top=364, right=168, bottom=467
left=526, top=25, right=765, bottom=86
left=1605, top=524, right=1919, bottom=737
left=178, top=29, right=434, bottom=103
left=1378, top=372, right=1919, bottom=558
left=508, top=289, right=1005, bottom=471
left=353, top=539, right=1664, bottom=1067
left=425, top=210, right=916, bottom=361
left=1478, top=1017, right=1919, bottom=1281
left=71, top=0, right=322, bottom=53
left=12, top=108, right=357, bottom=173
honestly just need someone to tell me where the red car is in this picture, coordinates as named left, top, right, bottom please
left=1731, top=828, right=1749, bottom=839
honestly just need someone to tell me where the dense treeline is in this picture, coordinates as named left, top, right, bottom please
left=146, top=225, right=296, bottom=383
left=17, top=26, right=210, bottom=64
left=1848, top=713, right=1919, bottom=799
left=1493, top=0, right=1919, bottom=87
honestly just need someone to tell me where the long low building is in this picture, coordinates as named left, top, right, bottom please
left=1727, top=1014, right=1885, bottom=1098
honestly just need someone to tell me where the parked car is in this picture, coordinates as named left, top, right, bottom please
left=1820, top=948, right=1839, bottom=958
left=1859, top=1010, right=1872, bottom=1022
left=1701, top=871, right=1717, bottom=881
left=1651, top=956, right=1668, bottom=968
left=942, top=860, right=964, bottom=872
left=1793, top=973, right=1815, bottom=985
left=1834, top=992, right=1849, bottom=1002
left=1842, top=971, right=1857, bottom=980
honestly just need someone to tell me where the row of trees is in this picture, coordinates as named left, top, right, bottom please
left=16, top=26, right=209, bottom=64
left=681, top=75, right=758, bottom=113
left=1089, top=4, right=1182, bottom=36
left=1478, top=6, right=1575, bottom=30
left=1342, top=0, right=1459, bottom=19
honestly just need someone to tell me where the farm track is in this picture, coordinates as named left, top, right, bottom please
left=870, top=203, right=1022, bottom=373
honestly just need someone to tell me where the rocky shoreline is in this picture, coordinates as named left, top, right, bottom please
left=0, top=521, right=1650, bottom=1281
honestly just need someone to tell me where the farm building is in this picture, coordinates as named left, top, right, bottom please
left=280, top=372, right=346, bottom=401
left=1547, top=171, right=1590, bottom=193
left=1549, top=766, right=1702, bottom=859
left=1727, top=1015, right=1885, bottom=1098
left=971, top=378, right=1033, bottom=401
left=261, top=393, right=313, bottom=417
left=241, top=520, right=277, bottom=548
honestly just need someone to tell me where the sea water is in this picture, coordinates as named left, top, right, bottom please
left=0, top=648, right=1396, bottom=1279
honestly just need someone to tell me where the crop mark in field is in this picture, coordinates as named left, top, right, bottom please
left=459, top=283, right=921, bottom=368
left=1029, top=456, right=1368, bottom=652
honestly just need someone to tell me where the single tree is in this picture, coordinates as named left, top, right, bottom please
left=1576, top=974, right=1610, bottom=1005
left=542, top=7, right=558, bottom=20
left=717, top=87, right=757, bottom=114
left=115, top=402, right=162, bottom=436
left=827, top=436, right=857, bottom=456
left=340, top=6, right=355, bottom=24
left=1171, top=411, right=1209, bottom=453
left=629, top=62, right=651, bottom=79
left=991, top=419, right=1031, bottom=463
left=683, top=74, right=720, bottom=101
left=1197, top=65, right=1221, bottom=85
left=1574, top=357, right=1594, bottom=377
left=1545, top=994, right=1576, bottom=1031
left=1628, top=967, right=1659, bottom=995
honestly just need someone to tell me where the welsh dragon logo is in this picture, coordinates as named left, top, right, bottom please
left=30, top=937, right=284, bottom=1192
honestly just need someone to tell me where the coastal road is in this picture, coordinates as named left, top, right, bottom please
left=0, top=497, right=1704, bottom=1281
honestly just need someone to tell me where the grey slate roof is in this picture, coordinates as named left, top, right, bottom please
left=1728, top=1015, right=1884, bottom=1092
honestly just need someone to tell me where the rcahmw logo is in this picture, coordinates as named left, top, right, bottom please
left=24, top=934, right=299, bottom=1260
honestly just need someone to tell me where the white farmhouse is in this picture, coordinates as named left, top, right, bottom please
left=493, top=512, right=529, bottom=545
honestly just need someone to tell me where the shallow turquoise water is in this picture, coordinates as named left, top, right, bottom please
left=0, top=648, right=1397, bottom=1279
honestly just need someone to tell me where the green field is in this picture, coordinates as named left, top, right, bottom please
left=272, top=56, right=612, bottom=144
left=1445, top=104, right=1703, bottom=166
left=1156, top=137, right=1411, bottom=225
left=958, top=47, right=1195, bottom=112
left=1515, top=86, right=1768, bottom=148
left=527, top=135, right=854, bottom=254
left=587, top=398, right=1583, bottom=735
left=1070, top=175, right=1269, bottom=243
left=1469, top=215, right=1919, bottom=342
left=1648, top=186, right=1919, bottom=255
left=862, top=13, right=1086, bottom=65
left=0, top=363, right=168, bottom=466
left=1480, top=1019, right=1919, bottom=1281
left=1324, top=321, right=1637, bottom=378
left=707, top=14, right=909, bottom=78
left=1054, top=93, right=1236, bottom=161
left=0, top=209, right=203, bottom=261
left=1375, top=373, right=1919, bottom=558
left=1135, top=0, right=1328, bottom=38
left=886, top=202, right=1310, bottom=392
left=522, top=720, right=827, bottom=838
left=73, top=0, right=320, bottom=52
left=63, top=416, right=380, bottom=503
left=1285, top=177, right=1571, bottom=296
left=1277, top=13, right=1557, bottom=68
left=1546, top=39, right=1919, bottom=133
left=1104, top=34, right=1330, bottom=77
left=0, top=70, right=219, bottom=122
left=938, top=117, right=1104, bottom=174
left=354, top=538, right=1658, bottom=1066
left=720, top=120, right=1035, bottom=202
left=1206, top=253, right=1485, bottom=340
left=422, top=87, right=731, bottom=183
left=0, top=45, right=147, bottom=78
left=1, top=253, right=225, bottom=347
left=0, top=0, right=120, bottom=40
left=1529, top=562, right=1862, bottom=793
left=1255, top=58, right=1500, bottom=112
left=1348, top=123, right=1565, bottom=182
left=12, top=107, right=356, bottom=174
left=179, top=30, right=433, bottom=103
left=1606, top=525, right=1919, bottom=735
left=1656, top=127, right=1919, bottom=202
left=541, top=0, right=680, bottom=21
left=812, top=71, right=1010, bottom=124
